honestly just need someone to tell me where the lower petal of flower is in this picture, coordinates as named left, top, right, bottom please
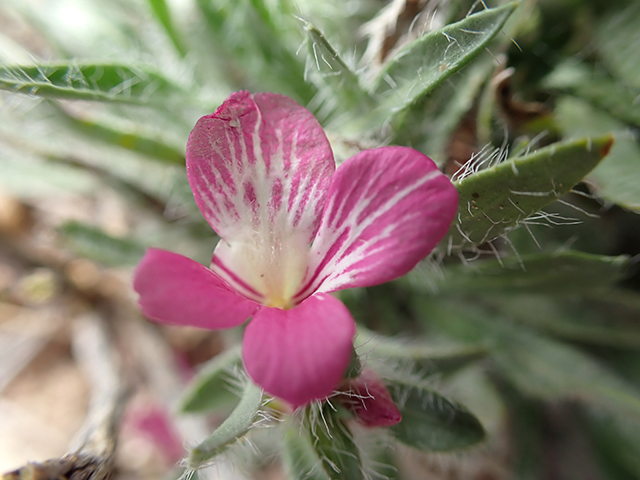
left=242, top=293, right=356, bottom=407
left=133, top=248, right=259, bottom=329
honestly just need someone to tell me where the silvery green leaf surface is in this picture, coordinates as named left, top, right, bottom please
left=443, top=135, right=614, bottom=250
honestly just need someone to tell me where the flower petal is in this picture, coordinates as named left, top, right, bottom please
left=296, top=147, right=458, bottom=298
left=133, top=248, right=258, bottom=329
left=242, top=293, right=355, bottom=407
left=186, top=92, right=335, bottom=301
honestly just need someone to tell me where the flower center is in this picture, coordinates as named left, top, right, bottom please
left=211, top=229, right=309, bottom=309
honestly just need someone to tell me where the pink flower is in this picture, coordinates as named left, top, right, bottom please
left=133, top=92, right=458, bottom=408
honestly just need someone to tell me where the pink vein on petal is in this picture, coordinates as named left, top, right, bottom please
left=296, top=147, right=458, bottom=298
left=186, top=91, right=335, bottom=244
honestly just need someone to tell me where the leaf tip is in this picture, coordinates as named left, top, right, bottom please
left=601, top=135, right=615, bottom=158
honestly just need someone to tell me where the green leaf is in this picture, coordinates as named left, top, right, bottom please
left=357, top=327, right=488, bottom=376
left=282, top=429, right=330, bottom=480
left=53, top=105, right=185, bottom=165
left=304, top=22, right=372, bottom=117
left=484, top=294, right=640, bottom=349
left=305, top=405, right=363, bottom=480
left=387, top=378, right=486, bottom=451
left=59, top=221, right=147, bottom=267
left=147, top=0, right=187, bottom=57
left=369, top=3, right=517, bottom=124
left=179, top=346, right=243, bottom=413
left=587, top=410, right=640, bottom=476
left=544, top=62, right=640, bottom=128
left=187, top=380, right=263, bottom=468
left=412, top=251, right=629, bottom=295
left=490, top=325, right=640, bottom=417
left=443, top=135, right=614, bottom=250
left=596, top=3, right=640, bottom=89
left=555, top=97, right=640, bottom=212
left=0, top=149, right=98, bottom=199
left=0, top=63, right=184, bottom=104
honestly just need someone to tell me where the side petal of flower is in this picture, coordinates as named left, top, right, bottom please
left=187, top=91, right=336, bottom=299
left=133, top=248, right=259, bottom=329
left=297, top=146, right=458, bottom=298
left=242, top=294, right=356, bottom=408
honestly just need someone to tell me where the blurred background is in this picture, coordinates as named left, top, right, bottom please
left=1, top=0, right=640, bottom=478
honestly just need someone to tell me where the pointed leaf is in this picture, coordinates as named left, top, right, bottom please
left=178, top=346, right=243, bottom=413
left=443, top=135, right=614, bottom=250
left=187, top=380, right=263, bottom=468
left=555, top=97, right=640, bottom=211
left=305, top=405, right=363, bottom=480
left=304, top=22, right=372, bottom=116
left=412, top=251, right=629, bottom=295
left=387, top=378, right=485, bottom=451
left=0, top=63, right=184, bottom=104
left=370, top=3, right=516, bottom=122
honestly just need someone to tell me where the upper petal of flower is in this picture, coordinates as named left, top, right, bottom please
left=186, top=92, right=335, bottom=305
left=242, top=293, right=356, bottom=408
left=133, top=248, right=259, bottom=329
left=296, top=146, right=458, bottom=298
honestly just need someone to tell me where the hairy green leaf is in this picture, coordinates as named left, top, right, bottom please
left=187, top=380, right=263, bottom=467
left=443, top=135, right=614, bottom=250
left=304, top=22, right=372, bottom=117
left=0, top=63, right=183, bottom=104
left=305, top=405, right=363, bottom=480
left=387, top=378, right=485, bottom=451
left=370, top=3, right=516, bottom=123
left=282, top=429, right=330, bottom=480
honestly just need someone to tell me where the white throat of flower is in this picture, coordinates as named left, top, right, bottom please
left=212, top=225, right=310, bottom=310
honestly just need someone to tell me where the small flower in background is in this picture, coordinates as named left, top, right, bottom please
left=133, top=91, right=457, bottom=408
